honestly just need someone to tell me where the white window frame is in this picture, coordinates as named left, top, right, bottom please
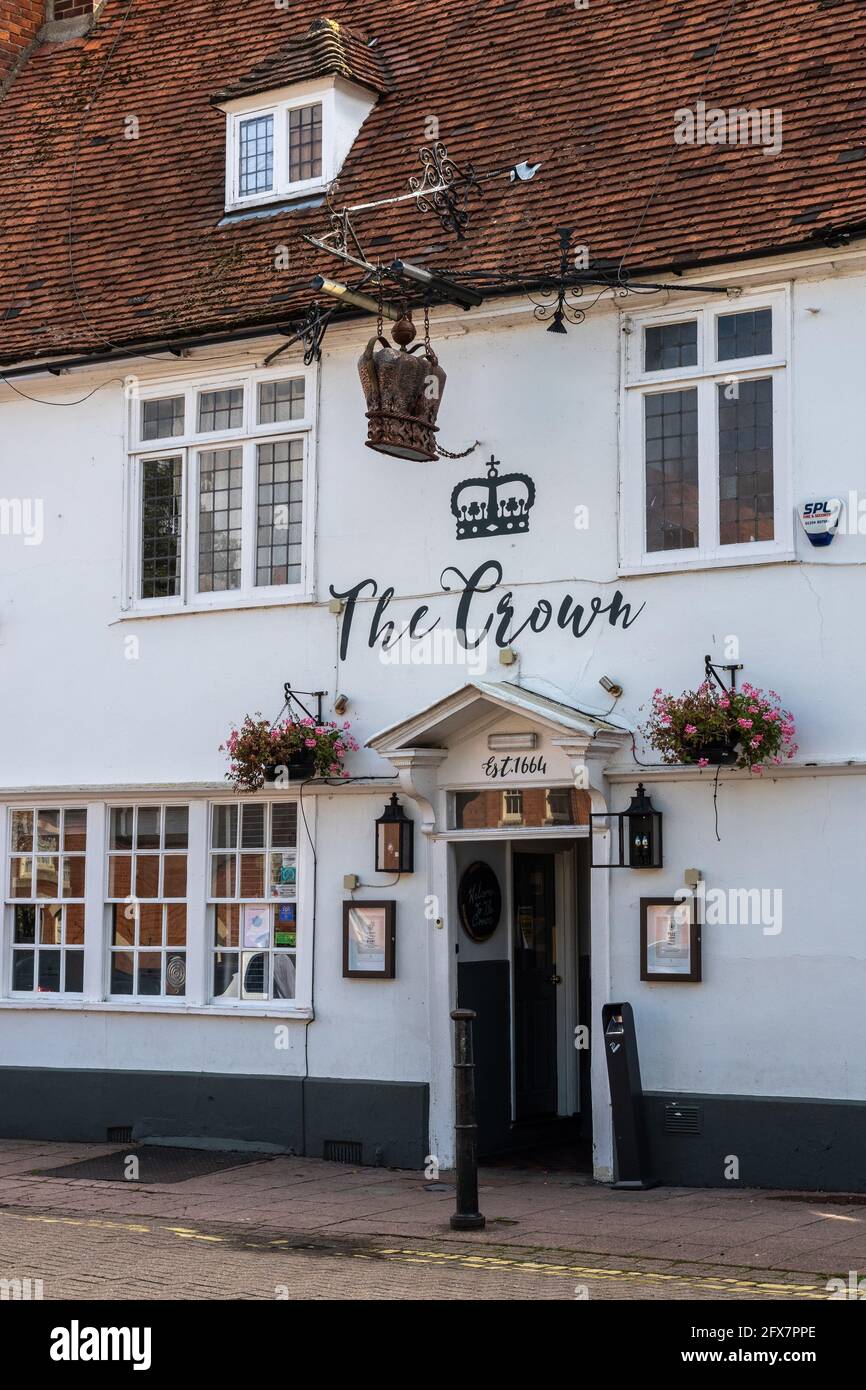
left=206, top=798, right=312, bottom=1011
left=223, top=80, right=336, bottom=212
left=105, top=802, right=192, bottom=1004
left=4, top=805, right=88, bottom=1000
left=124, top=363, right=316, bottom=615
left=619, top=287, right=793, bottom=574
left=0, top=795, right=313, bottom=1017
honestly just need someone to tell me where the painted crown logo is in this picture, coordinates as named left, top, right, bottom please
left=450, top=455, right=536, bottom=540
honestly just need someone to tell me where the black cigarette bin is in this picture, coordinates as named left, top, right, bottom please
left=602, top=1001, right=655, bottom=1189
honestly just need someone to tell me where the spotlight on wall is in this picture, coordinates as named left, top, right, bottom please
left=599, top=675, right=623, bottom=698
left=310, top=276, right=399, bottom=320
left=334, top=693, right=349, bottom=715
left=388, top=260, right=483, bottom=310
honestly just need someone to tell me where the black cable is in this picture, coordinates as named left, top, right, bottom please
left=0, top=374, right=126, bottom=406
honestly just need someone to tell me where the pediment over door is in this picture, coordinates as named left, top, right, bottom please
left=367, top=680, right=632, bottom=832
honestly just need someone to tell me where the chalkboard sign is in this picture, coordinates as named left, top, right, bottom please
left=458, top=861, right=502, bottom=943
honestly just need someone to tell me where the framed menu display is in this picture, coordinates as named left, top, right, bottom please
left=640, top=897, right=701, bottom=982
left=342, top=901, right=396, bottom=979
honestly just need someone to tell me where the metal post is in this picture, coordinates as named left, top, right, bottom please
left=450, top=1008, right=485, bottom=1231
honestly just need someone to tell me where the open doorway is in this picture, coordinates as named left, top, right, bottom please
left=454, top=837, right=592, bottom=1172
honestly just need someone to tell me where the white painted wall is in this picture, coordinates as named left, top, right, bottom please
left=1, top=248, right=866, bottom=1133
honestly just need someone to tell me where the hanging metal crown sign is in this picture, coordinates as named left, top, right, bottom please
left=358, top=303, right=447, bottom=462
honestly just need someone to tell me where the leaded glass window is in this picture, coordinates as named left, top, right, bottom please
left=198, top=388, right=244, bottom=433
left=288, top=103, right=322, bottom=182
left=258, top=378, right=304, bottom=424
left=140, top=456, right=182, bottom=598
left=256, top=439, right=303, bottom=586
left=644, top=321, right=697, bottom=372
left=718, top=378, right=774, bottom=545
left=141, top=396, right=184, bottom=441
left=717, top=309, right=772, bottom=362
left=198, top=447, right=242, bottom=593
left=238, top=114, right=274, bottom=196
left=644, top=388, right=699, bottom=552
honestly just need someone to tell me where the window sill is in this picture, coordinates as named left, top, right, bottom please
left=0, top=999, right=313, bottom=1019
left=618, top=549, right=796, bottom=578
left=113, top=593, right=315, bottom=622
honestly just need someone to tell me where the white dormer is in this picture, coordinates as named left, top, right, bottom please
left=212, top=19, right=387, bottom=214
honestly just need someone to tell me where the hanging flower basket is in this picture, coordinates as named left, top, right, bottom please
left=642, top=682, right=797, bottom=774
left=221, top=714, right=359, bottom=792
left=263, top=746, right=317, bottom=783
left=690, top=735, right=741, bottom=767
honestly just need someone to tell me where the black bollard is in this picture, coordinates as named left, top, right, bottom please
left=450, top=1008, right=485, bottom=1231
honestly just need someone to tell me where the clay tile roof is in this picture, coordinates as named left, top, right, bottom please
left=211, top=18, right=389, bottom=104
left=2, top=0, right=866, bottom=369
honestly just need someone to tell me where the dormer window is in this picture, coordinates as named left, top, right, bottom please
left=212, top=19, right=388, bottom=214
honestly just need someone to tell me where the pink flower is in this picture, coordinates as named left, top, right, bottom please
left=660, top=716, right=672, bottom=727
left=737, top=717, right=753, bottom=729
left=684, top=724, right=698, bottom=735
left=750, top=764, right=764, bottom=776
left=749, top=736, right=763, bottom=748
left=698, top=757, right=709, bottom=768
left=719, top=697, right=730, bottom=709
left=304, top=738, right=316, bottom=748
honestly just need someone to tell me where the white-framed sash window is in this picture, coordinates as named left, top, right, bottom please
left=620, top=288, right=792, bottom=573
left=4, top=806, right=87, bottom=997
left=208, top=800, right=302, bottom=1006
left=125, top=365, right=316, bottom=614
left=218, top=76, right=376, bottom=214
left=0, top=795, right=313, bottom=1015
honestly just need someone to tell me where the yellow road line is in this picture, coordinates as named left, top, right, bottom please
left=374, top=1246, right=829, bottom=1299
left=0, top=1210, right=830, bottom=1298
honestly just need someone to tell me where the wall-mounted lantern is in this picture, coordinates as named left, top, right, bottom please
left=375, top=794, right=414, bottom=874
left=591, top=783, right=663, bottom=869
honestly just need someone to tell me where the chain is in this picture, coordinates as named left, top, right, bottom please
left=423, top=301, right=432, bottom=354
left=436, top=439, right=481, bottom=459
left=376, top=268, right=384, bottom=341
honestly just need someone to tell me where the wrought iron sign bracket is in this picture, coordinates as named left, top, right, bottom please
left=263, top=303, right=334, bottom=368
left=704, top=654, right=743, bottom=694
left=283, top=684, right=327, bottom=725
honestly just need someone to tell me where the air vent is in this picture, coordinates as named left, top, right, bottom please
left=106, top=1126, right=133, bottom=1143
left=663, top=1104, right=702, bottom=1135
left=323, top=1140, right=363, bottom=1164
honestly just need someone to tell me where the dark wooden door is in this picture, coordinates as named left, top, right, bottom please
left=513, top=852, right=558, bottom=1118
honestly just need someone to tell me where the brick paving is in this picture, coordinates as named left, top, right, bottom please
left=0, top=1139, right=863, bottom=1300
